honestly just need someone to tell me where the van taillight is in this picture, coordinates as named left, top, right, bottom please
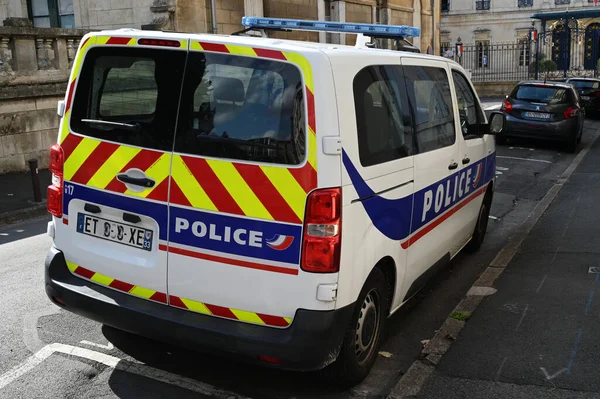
left=47, top=144, right=64, bottom=218
left=301, top=188, right=342, bottom=273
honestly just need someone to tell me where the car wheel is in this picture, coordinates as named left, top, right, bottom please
left=323, top=268, right=389, bottom=388
left=465, top=188, right=492, bottom=253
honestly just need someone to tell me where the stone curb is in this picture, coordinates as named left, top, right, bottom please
left=0, top=202, right=47, bottom=227
left=387, top=128, right=600, bottom=399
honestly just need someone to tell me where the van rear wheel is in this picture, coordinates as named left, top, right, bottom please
left=323, top=268, right=389, bottom=388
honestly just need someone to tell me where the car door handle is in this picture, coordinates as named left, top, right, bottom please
left=116, top=174, right=155, bottom=188
left=448, top=162, right=459, bottom=170
left=462, top=157, right=471, bottom=165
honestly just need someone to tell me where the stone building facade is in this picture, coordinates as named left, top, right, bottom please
left=0, top=0, right=439, bottom=174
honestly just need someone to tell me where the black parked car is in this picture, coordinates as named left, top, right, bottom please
left=498, top=81, right=584, bottom=153
left=566, top=78, right=600, bottom=117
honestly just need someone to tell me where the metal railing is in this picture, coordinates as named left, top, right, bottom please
left=441, top=39, right=598, bottom=83
left=476, top=1, right=491, bottom=10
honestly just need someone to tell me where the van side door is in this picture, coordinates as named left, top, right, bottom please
left=400, top=58, right=462, bottom=299
left=450, top=68, right=491, bottom=248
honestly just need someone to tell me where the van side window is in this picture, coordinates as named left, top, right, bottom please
left=353, top=65, right=414, bottom=167
left=174, top=52, right=306, bottom=165
left=451, top=70, right=485, bottom=138
left=71, top=47, right=186, bottom=152
left=403, top=66, right=455, bottom=153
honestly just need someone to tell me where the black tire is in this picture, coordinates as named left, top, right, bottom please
left=323, top=268, right=389, bottom=388
left=465, top=188, right=492, bottom=253
left=577, top=125, right=583, bottom=144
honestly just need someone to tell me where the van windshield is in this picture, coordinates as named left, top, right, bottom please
left=175, top=52, right=306, bottom=165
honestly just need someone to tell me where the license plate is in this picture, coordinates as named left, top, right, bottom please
left=76, top=213, right=153, bottom=251
left=582, top=96, right=591, bottom=100
left=523, top=112, right=551, bottom=119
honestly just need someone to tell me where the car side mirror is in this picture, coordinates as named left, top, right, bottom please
left=487, top=111, right=505, bottom=135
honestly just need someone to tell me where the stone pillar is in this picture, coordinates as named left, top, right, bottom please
left=330, top=1, right=346, bottom=45
left=412, top=0, right=421, bottom=50
left=7, top=0, right=25, bottom=18
left=379, top=7, right=391, bottom=49
left=318, top=0, right=327, bottom=43
left=54, top=38, right=69, bottom=71
left=12, top=37, right=38, bottom=71
left=244, top=0, right=264, bottom=18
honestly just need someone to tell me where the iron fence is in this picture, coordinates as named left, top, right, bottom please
left=441, top=40, right=597, bottom=83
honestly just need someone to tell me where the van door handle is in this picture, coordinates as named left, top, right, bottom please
left=462, top=157, right=471, bottom=165
left=448, top=162, right=459, bottom=170
left=116, top=174, right=155, bottom=188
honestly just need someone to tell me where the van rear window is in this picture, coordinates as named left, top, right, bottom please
left=174, top=52, right=306, bottom=165
left=71, top=47, right=187, bottom=152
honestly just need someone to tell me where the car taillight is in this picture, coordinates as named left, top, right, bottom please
left=47, top=144, right=64, bottom=217
left=301, top=188, right=342, bottom=273
left=594, top=92, right=600, bottom=98
left=501, top=99, right=512, bottom=114
left=564, top=106, right=578, bottom=119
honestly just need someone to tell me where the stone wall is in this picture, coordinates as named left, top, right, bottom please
left=75, top=0, right=155, bottom=30
left=264, top=0, right=318, bottom=42
left=0, top=20, right=86, bottom=173
left=473, top=81, right=515, bottom=98
left=344, top=1, right=374, bottom=46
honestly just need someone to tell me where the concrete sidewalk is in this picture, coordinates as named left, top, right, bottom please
left=0, top=169, right=50, bottom=225
left=417, top=137, right=600, bottom=397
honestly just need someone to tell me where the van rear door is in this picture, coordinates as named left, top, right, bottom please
left=55, top=34, right=188, bottom=303
left=166, top=41, right=322, bottom=327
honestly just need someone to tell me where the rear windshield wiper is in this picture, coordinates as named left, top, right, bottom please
left=81, top=119, right=141, bottom=133
left=195, top=133, right=278, bottom=150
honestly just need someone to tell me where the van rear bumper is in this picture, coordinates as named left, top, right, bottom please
left=45, top=247, right=352, bottom=372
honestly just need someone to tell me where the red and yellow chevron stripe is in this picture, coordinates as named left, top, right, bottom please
left=65, top=260, right=292, bottom=327
left=66, top=260, right=168, bottom=304
left=58, top=36, right=319, bottom=224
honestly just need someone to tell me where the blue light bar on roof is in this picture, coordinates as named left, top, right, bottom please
left=241, top=16, right=420, bottom=38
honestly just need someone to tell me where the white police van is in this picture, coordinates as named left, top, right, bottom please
left=44, top=16, right=504, bottom=386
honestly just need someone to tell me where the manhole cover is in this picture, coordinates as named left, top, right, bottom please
left=589, top=267, right=600, bottom=274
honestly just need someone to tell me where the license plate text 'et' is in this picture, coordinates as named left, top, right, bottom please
left=76, top=213, right=153, bottom=251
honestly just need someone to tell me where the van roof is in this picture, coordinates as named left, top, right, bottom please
left=90, top=28, right=460, bottom=67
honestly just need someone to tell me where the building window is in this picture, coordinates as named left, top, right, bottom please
left=476, top=0, right=491, bottom=10
left=555, top=0, right=570, bottom=4
left=442, top=0, right=450, bottom=12
left=518, top=0, right=533, bottom=7
left=28, top=0, right=75, bottom=28
left=476, top=40, right=490, bottom=68
left=518, top=38, right=530, bottom=66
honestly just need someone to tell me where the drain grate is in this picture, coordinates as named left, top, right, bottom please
left=589, top=267, right=600, bottom=274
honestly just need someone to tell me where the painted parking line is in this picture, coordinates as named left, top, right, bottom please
left=0, top=343, right=251, bottom=399
left=496, top=156, right=553, bottom=164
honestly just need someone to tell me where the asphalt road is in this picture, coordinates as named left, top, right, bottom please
left=0, top=120, right=597, bottom=399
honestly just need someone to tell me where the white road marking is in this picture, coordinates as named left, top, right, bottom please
left=495, top=171, right=503, bottom=175
left=22, top=305, right=61, bottom=353
left=496, top=166, right=509, bottom=171
left=466, top=286, right=497, bottom=296
left=80, top=340, right=114, bottom=350
left=540, top=367, right=568, bottom=380
left=536, top=275, right=548, bottom=294
left=509, top=147, right=535, bottom=151
left=515, top=304, right=529, bottom=331
left=496, top=156, right=552, bottom=164
left=489, top=215, right=499, bottom=220
left=0, top=343, right=251, bottom=399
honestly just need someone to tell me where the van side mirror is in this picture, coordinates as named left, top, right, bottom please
left=487, top=111, right=505, bottom=135
left=57, top=100, right=65, bottom=118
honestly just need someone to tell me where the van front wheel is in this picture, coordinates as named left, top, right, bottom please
left=323, top=268, right=389, bottom=388
left=465, top=189, right=492, bottom=253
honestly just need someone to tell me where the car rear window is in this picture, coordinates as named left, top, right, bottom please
left=71, top=47, right=187, bottom=152
left=570, top=80, right=598, bottom=89
left=512, top=85, right=570, bottom=104
left=174, top=52, right=306, bottom=166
